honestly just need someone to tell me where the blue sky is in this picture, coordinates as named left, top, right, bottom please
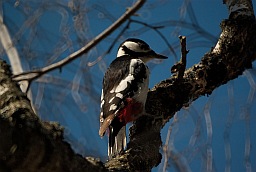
left=1, top=0, right=256, bottom=171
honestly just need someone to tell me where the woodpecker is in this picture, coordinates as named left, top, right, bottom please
left=99, top=38, right=168, bottom=159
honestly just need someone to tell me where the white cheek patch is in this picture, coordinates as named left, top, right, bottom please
left=130, top=59, right=142, bottom=74
left=123, top=41, right=151, bottom=53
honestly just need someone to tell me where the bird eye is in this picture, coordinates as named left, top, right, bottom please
left=139, top=43, right=150, bottom=51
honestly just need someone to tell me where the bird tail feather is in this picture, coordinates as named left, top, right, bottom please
left=108, top=126, right=126, bottom=159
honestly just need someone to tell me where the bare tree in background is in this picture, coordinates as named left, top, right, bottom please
left=0, top=0, right=256, bottom=171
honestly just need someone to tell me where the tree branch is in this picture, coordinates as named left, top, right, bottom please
left=0, top=60, right=106, bottom=172
left=12, top=0, right=145, bottom=82
left=105, top=0, right=256, bottom=171
left=171, top=35, right=188, bottom=80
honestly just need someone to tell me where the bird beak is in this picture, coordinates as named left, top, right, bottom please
left=151, top=51, right=168, bottom=59
left=154, top=53, right=168, bottom=59
left=140, top=50, right=168, bottom=63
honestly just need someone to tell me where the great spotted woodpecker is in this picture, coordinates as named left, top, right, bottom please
left=99, top=38, right=168, bottom=159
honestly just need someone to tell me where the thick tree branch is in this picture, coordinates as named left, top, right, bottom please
left=0, top=60, right=106, bottom=171
left=106, top=1, right=256, bottom=171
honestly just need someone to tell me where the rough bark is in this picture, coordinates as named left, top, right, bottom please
left=0, top=0, right=255, bottom=172
left=0, top=61, right=106, bottom=172
left=106, top=0, right=256, bottom=171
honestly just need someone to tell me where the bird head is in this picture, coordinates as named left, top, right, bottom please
left=117, top=38, right=168, bottom=62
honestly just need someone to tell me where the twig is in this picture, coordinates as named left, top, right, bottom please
left=12, top=0, right=145, bottom=82
left=171, top=35, right=189, bottom=80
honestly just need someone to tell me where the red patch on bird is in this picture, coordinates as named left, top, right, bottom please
left=118, top=98, right=143, bottom=124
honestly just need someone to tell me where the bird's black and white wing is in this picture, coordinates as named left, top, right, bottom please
left=99, top=55, right=149, bottom=136
left=99, top=55, right=149, bottom=158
